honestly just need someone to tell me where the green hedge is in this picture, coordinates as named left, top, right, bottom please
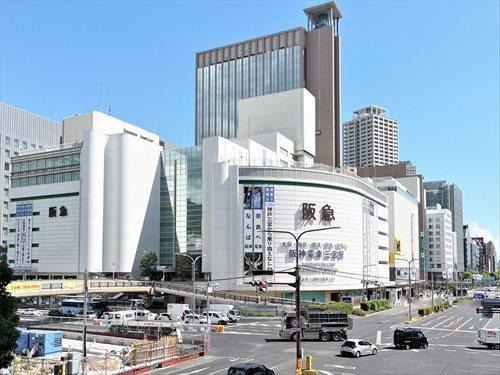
left=307, top=302, right=353, bottom=315
left=418, top=306, right=433, bottom=316
left=360, top=299, right=390, bottom=312
left=352, top=308, right=366, bottom=316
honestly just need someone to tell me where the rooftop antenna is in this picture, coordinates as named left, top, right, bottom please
left=108, top=104, right=112, bottom=116
left=99, top=81, right=103, bottom=112
left=153, top=106, right=158, bottom=134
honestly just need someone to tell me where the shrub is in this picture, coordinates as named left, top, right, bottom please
left=360, top=301, right=370, bottom=311
left=325, top=302, right=353, bottom=315
left=418, top=308, right=425, bottom=316
left=352, top=308, right=366, bottom=316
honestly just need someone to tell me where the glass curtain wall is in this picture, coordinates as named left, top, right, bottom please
left=195, top=45, right=302, bottom=145
left=160, top=146, right=202, bottom=268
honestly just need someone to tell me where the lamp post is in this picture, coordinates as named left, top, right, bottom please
left=263, top=226, right=340, bottom=375
left=396, top=257, right=418, bottom=322
left=362, top=264, right=377, bottom=301
left=179, top=254, right=202, bottom=311
left=112, top=262, right=115, bottom=280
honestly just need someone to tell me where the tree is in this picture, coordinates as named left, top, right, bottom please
left=459, top=271, right=472, bottom=281
left=0, top=262, right=19, bottom=368
left=139, top=250, right=158, bottom=280
left=174, top=255, right=193, bottom=280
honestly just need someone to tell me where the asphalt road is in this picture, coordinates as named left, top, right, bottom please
left=155, top=299, right=500, bottom=375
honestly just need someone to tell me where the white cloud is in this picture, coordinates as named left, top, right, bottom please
left=468, top=222, right=499, bottom=256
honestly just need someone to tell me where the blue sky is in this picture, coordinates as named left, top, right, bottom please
left=1, top=0, right=499, bottom=247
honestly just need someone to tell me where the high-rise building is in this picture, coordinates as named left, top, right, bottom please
left=342, top=105, right=399, bottom=168
left=195, top=1, right=342, bottom=167
left=471, top=237, right=487, bottom=272
left=486, top=241, right=496, bottom=273
left=425, top=205, right=454, bottom=281
left=0, top=103, right=62, bottom=256
left=424, top=181, right=464, bottom=273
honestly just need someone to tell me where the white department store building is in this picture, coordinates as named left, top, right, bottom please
left=7, top=111, right=162, bottom=276
left=201, top=89, right=393, bottom=302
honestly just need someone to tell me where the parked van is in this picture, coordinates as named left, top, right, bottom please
left=394, top=328, right=428, bottom=349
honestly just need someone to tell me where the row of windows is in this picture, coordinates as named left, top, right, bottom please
left=2, top=135, right=42, bottom=151
left=196, top=45, right=302, bottom=144
left=12, top=171, right=80, bottom=187
left=12, top=153, right=80, bottom=174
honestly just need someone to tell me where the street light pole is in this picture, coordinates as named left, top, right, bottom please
left=179, top=254, right=202, bottom=311
left=396, top=257, right=417, bottom=322
left=83, top=268, right=88, bottom=371
left=264, top=226, right=340, bottom=375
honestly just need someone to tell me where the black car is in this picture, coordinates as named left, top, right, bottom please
left=394, top=328, right=428, bottom=349
left=227, top=363, right=275, bottom=375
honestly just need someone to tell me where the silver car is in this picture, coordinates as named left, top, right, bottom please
left=340, top=339, right=378, bottom=358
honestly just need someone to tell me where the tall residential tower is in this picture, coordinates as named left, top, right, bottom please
left=195, top=1, right=342, bottom=167
left=343, top=105, right=399, bottom=168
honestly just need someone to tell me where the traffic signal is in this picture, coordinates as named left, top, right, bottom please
left=258, top=281, right=267, bottom=293
left=248, top=280, right=259, bottom=287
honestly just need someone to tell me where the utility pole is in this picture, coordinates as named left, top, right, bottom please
left=83, top=269, right=88, bottom=371
left=431, top=271, right=434, bottom=312
left=263, top=226, right=340, bottom=375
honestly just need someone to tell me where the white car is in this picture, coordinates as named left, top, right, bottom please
left=202, top=311, right=229, bottom=325
left=340, top=339, right=378, bottom=358
left=20, top=308, right=43, bottom=317
left=228, top=310, right=241, bottom=323
left=157, top=313, right=182, bottom=322
left=184, top=314, right=208, bottom=325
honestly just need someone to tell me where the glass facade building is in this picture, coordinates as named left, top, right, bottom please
left=195, top=45, right=302, bottom=144
left=160, top=146, right=202, bottom=267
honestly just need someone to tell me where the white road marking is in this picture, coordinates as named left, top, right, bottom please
left=482, top=318, right=494, bottom=329
left=223, top=331, right=268, bottom=336
left=324, top=364, right=357, bottom=370
left=444, top=349, right=456, bottom=352
left=432, top=316, right=455, bottom=328
left=205, top=369, right=227, bottom=375
left=454, top=317, right=473, bottom=331
left=469, top=325, right=474, bottom=330
left=376, top=330, right=381, bottom=345
left=178, top=368, right=209, bottom=375
left=319, top=371, right=336, bottom=375
left=412, top=349, right=420, bottom=352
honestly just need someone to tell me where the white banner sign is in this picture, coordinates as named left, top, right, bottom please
left=15, top=202, right=33, bottom=269
left=243, top=209, right=253, bottom=251
left=253, top=209, right=263, bottom=253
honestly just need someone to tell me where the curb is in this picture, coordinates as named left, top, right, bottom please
left=240, top=316, right=281, bottom=321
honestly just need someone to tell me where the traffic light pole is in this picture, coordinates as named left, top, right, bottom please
left=262, top=226, right=340, bottom=375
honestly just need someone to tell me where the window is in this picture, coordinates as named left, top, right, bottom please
left=428, top=225, right=433, bottom=229
left=14, top=139, right=19, bottom=149
left=437, top=264, right=442, bottom=268
left=429, top=244, right=433, bottom=249
left=429, top=231, right=433, bottom=236
left=436, top=224, right=441, bottom=229
left=5, top=136, right=10, bottom=146
left=280, top=160, right=288, bottom=167
left=21, top=141, right=27, bottom=150
left=31, top=143, right=36, bottom=149
left=279, top=147, right=288, bottom=157
left=4, top=162, right=9, bottom=171
left=436, top=244, right=441, bottom=248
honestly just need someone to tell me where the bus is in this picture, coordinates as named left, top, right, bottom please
left=59, top=299, right=103, bottom=317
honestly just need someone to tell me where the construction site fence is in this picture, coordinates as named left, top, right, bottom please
left=10, top=327, right=210, bottom=375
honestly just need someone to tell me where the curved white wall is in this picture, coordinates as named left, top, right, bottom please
left=79, top=130, right=105, bottom=272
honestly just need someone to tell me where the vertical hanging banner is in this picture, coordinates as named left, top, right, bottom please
left=15, top=202, right=33, bottom=269
left=264, top=186, right=275, bottom=271
left=252, top=187, right=263, bottom=253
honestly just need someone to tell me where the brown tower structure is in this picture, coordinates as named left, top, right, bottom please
left=195, top=1, right=342, bottom=167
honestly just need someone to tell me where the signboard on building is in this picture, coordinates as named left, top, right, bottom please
left=243, top=186, right=274, bottom=274
left=15, top=202, right=33, bottom=269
